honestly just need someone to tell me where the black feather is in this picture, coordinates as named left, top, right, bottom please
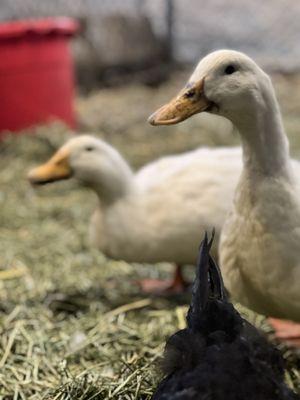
left=186, top=232, right=210, bottom=331
left=153, top=233, right=299, bottom=400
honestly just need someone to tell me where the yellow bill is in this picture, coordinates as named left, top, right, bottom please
left=148, top=78, right=212, bottom=126
left=28, top=148, right=72, bottom=185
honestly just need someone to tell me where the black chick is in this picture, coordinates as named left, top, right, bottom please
left=153, top=233, right=299, bottom=400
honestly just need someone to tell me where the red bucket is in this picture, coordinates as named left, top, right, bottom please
left=0, top=18, right=79, bottom=135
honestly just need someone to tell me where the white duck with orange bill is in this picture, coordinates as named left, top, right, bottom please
left=149, top=50, right=300, bottom=345
left=28, top=134, right=242, bottom=293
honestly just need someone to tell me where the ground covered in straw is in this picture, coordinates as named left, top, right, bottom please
left=0, top=72, right=300, bottom=399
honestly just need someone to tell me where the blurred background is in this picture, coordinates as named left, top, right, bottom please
left=1, top=0, right=300, bottom=160
left=2, top=0, right=300, bottom=79
left=0, top=1, right=299, bottom=399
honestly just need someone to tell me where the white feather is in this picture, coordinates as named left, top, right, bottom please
left=186, top=50, right=300, bottom=320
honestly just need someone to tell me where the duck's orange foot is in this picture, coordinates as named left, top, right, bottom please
left=268, top=317, right=300, bottom=347
left=138, top=278, right=188, bottom=294
left=138, top=265, right=189, bottom=295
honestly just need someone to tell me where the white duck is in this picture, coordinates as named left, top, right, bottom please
left=149, top=50, right=300, bottom=345
left=28, top=134, right=242, bottom=292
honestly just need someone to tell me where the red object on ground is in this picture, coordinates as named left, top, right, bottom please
left=0, top=18, right=79, bottom=135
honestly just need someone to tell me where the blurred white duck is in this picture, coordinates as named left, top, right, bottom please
left=149, top=49, right=300, bottom=345
left=28, top=134, right=241, bottom=293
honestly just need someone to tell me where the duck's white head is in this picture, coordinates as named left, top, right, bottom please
left=149, top=50, right=276, bottom=130
left=28, top=135, right=134, bottom=203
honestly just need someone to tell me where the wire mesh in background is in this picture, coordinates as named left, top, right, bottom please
left=0, top=0, right=299, bottom=73
left=168, top=0, right=300, bottom=71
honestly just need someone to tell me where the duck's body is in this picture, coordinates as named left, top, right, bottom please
left=153, top=234, right=299, bottom=400
left=90, top=145, right=241, bottom=264
left=149, top=49, right=300, bottom=339
left=221, top=169, right=300, bottom=320
left=217, top=60, right=300, bottom=320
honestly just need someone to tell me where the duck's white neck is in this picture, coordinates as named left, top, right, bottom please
left=234, top=82, right=292, bottom=181
left=79, top=156, right=135, bottom=206
left=93, top=167, right=135, bottom=206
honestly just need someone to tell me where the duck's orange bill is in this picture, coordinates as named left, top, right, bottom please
left=148, top=78, right=211, bottom=126
left=28, top=148, right=72, bottom=185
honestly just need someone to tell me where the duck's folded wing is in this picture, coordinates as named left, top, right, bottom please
left=135, top=146, right=242, bottom=191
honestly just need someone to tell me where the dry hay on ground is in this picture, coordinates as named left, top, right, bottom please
left=1, top=72, right=300, bottom=398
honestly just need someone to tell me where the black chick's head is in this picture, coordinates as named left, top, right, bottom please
left=186, top=231, right=243, bottom=342
left=161, top=231, right=243, bottom=376
left=153, top=232, right=299, bottom=400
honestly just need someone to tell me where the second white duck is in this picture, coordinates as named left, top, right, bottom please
left=28, top=135, right=241, bottom=293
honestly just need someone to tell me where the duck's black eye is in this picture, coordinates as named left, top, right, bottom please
left=85, top=146, right=94, bottom=152
left=224, top=65, right=236, bottom=75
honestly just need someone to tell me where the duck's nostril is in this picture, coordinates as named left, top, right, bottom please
left=185, top=89, right=196, bottom=99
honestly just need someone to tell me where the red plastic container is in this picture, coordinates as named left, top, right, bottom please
left=0, top=18, right=79, bottom=135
